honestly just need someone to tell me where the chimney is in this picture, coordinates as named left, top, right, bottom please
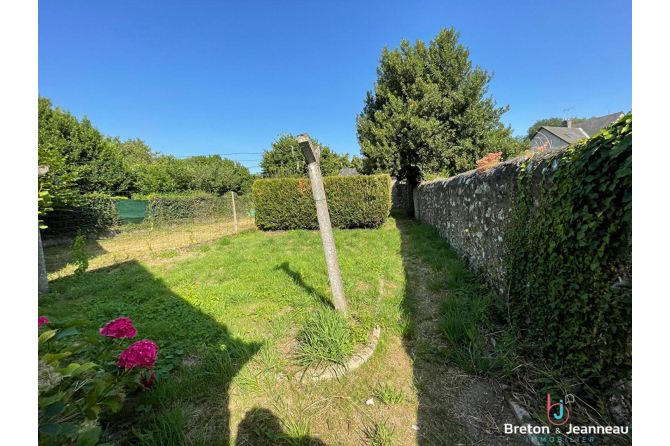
left=562, top=119, right=572, bottom=128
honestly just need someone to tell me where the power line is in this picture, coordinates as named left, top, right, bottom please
left=174, top=153, right=263, bottom=159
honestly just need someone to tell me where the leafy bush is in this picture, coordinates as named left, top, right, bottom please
left=42, top=193, right=121, bottom=237
left=252, top=174, right=391, bottom=230
left=503, top=114, right=632, bottom=390
left=38, top=316, right=158, bottom=445
left=296, top=306, right=353, bottom=370
left=72, top=236, right=88, bottom=276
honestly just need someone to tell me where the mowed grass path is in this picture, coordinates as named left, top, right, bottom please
left=39, top=215, right=426, bottom=445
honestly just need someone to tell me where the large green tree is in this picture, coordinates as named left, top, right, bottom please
left=260, top=133, right=357, bottom=178
left=356, top=27, right=521, bottom=184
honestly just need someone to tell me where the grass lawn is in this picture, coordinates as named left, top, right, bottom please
left=40, top=211, right=629, bottom=446
left=40, top=213, right=426, bottom=445
left=44, top=212, right=616, bottom=445
left=43, top=217, right=256, bottom=281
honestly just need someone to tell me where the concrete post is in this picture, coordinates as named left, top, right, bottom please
left=297, top=133, right=347, bottom=315
left=38, top=165, right=50, bottom=294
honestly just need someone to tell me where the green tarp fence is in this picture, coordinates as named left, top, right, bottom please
left=113, top=199, right=149, bottom=224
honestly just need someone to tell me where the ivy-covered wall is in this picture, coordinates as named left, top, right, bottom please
left=415, top=115, right=632, bottom=385
left=413, top=149, right=552, bottom=295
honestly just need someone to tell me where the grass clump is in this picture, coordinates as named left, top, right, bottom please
left=362, top=421, right=396, bottom=445
left=374, top=383, right=406, bottom=405
left=296, top=306, right=353, bottom=369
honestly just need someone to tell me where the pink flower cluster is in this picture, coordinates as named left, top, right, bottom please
left=39, top=315, right=158, bottom=388
left=118, top=339, right=159, bottom=370
left=100, top=317, right=137, bottom=339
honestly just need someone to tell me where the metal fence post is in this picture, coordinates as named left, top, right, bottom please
left=297, top=133, right=347, bottom=315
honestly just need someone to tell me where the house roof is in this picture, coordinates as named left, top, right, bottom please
left=575, top=112, right=624, bottom=136
left=538, top=112, right=624, bottom=145
left=541, top=126, right=589, bottom=144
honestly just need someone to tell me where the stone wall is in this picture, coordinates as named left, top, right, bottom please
left=413, top=146, right=569, bottom=294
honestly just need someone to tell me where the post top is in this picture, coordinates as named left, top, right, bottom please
left=297, top=133, right=311, bottom=144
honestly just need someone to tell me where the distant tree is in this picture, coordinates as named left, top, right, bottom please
left=260, top=133, right=355, bottom=178
left=38, top=96, right=257, bottom=204
left=356, top=27, right=521, bottom=186
left=525, top=117, right=591, bottom=141
left=134, top=156, right=190, bottom=193
left=183, top=155, right=255, bottom=194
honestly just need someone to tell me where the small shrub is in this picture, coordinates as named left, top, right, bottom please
left=72, top=235, right=88, bottom=275
left=296, top=306, right=353, bottom=370
left=476, top=152, right=502, bottom=172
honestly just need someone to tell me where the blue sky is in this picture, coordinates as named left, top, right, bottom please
left=38, top=0, right=631, bottom=174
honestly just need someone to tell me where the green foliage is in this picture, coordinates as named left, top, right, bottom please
left=147, top=191, right=230, bottom=221
left=503, top=114, right=632, bottom=390
left=525, top=116, right=591, bottom=141
left=356, top=27, right=518, bottom=184
left=260, top=132, right=358, bottom=178
left=296, top=306, right=354, bottom=370
left=38, top=97, right=257, bottom=225
left=38, top=318, right=155, bottom=446
left=72, top=236, right=89, bottom=276
left=42, top=193, right=121, bottom=237
left=252, top=175, right=392, bottom=230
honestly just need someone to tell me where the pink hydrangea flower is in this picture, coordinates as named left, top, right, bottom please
left=100, top=317, right=137, bottom=339
left=141, top=370, right=156, bottom=388
left=118, top=339, right=158, bottom=370
left=38, top=316, right=50, bottom=327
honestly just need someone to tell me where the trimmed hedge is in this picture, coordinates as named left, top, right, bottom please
left=41, top=193, right=120, bottom=237
left=252, top=174, right=392, bottom=230
left=146, top=191, right=251, bottom=221
left=42, top=191, right=253, bottom=239
left=147, top=192, right=227, bottom=220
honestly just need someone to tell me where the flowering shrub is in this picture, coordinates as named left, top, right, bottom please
left=99, top=317, right=137, bottom=339
left=476, top=152, right=502, bottom=172
left=38, top=316, right=158, bottom=445
left=118, top=340, right=159, bottom=369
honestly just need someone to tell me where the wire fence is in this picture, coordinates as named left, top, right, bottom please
left=42, top=192, right=255, bottom=279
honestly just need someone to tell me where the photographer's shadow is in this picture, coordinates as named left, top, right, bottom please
left=235, top=407, right=326, bottom=445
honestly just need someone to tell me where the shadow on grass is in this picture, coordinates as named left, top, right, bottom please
left=394, top=211, right=472, bottom=446
left=276, top=261, right=333, bottom=308
left=42, top=237, right=108, bottom=274
left=43, top=260, right=263, bottom=445
left=235, top=407, right=326, bottom=445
